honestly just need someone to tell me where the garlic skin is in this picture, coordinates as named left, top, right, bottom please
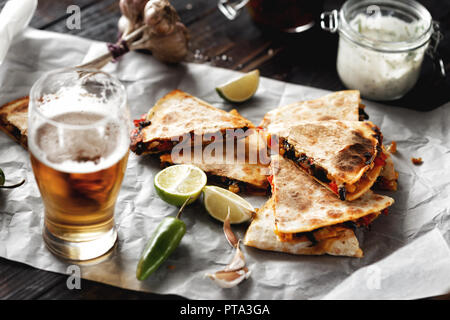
left=119, top=0, right=148, bottom=23
left=79, top=1, right=189, bottom=74
left=206, top=251, right=251, bottom=289
left=143, top=21, right=189, bottom=63
left=144, top=0, right=177, bottom=35
left=224, top=244, right=246, bottom=272
left=118, top=15, right=131, bottom=36
left=206, top=268, right=251, bottom=289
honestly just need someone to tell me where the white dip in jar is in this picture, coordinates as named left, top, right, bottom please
left=322, top=0, right=434, bottom=101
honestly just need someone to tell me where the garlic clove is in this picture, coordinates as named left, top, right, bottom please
left=144, top=0, right=178, bottom=35
left=206, top=241, right=250, bottom=288
left=223, top=243, right=246, bottom=272
left=206, top=267, right=251, bottom=289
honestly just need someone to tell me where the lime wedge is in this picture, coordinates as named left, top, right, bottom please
left=203, top=186, right=254, bottom=224
left=154, top=165, right=207, bottom=206
left=216, top=70, right=260, bottom=103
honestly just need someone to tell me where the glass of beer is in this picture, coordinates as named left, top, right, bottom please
left=28, top=68, right=130, bottom=261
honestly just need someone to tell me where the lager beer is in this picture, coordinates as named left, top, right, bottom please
left=28, top=69, right=130, bottom=261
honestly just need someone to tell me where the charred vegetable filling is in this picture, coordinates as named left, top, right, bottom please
left=209, top=176, right=247, bottom=194
left=280, top=138, right=344, bottom=198
left=358, top=106, right=369, bottom=121
left=276, top=209, right=388, bottom=245
left=374, top=175, right=398, bottom=191
left=131, top=133, right=177, bottom=155
left=280, top=139, right=331, bottom=183
left=211, top=176, right=269, bottom=195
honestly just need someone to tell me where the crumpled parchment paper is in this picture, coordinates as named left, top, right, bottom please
left=0, top=28, right=449, bottom=300
left=0, top=0, right=37, bottom=66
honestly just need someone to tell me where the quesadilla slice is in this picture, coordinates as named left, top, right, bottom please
left=270, top=154, right=394, bottom=241
left=130, top=90, right=254, bottom=155
left=0, top=96, right=29, bottom=149
left=243, top=198, right=363, bottom=257
left=260, top=90, right=368, bottom=133
left=160, top=128, right=271, bottom=193
left=271, top=120, right=388, bottom=201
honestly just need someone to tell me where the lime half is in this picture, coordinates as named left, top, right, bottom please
left=154, top=165, right=207, bottom=206
left=216, top=70, right=260, bottom=103
left=203, top=186, right=254, bottom=224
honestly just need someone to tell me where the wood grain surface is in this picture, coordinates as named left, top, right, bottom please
left=0, top=0, right=449, bottom=300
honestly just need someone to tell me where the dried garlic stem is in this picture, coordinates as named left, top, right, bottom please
left=223, top=207, right=239, bottom=248
left=76, top=25, right=148, bottom=70
left=77, top=0, right=189, bottom=71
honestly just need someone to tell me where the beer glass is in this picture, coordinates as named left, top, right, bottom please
left=28, top=68, right=130, bottom=261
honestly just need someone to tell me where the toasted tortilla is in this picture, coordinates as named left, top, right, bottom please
left=274, top=120, right=385, bottom=201
left=130, top=90, right=254, bottom=155
left=160, top=129, right=271, bottom=192
left=270, top=154, right=394, bottom=235
left=260, top=90, right=363, bottom=133
left=243, top=198, right=364, bottom=257
left=0, top=96, right=29, bottom=149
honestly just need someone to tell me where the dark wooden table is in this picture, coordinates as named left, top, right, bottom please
left=0, top=0, right=449, bottom=300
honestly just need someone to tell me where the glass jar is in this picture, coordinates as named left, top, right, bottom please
left=321, top=0, right=436, bottom=101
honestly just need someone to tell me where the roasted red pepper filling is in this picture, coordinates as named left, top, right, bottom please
left=267, top=175, right=274, bottom=188
left=133, top=113, right=148, bottom=127
left=374, top=151, right=387, bottom=167
left=329, top=181, right=338, bottom=195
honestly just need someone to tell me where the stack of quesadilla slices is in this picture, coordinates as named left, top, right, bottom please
left=244, top=154, right=393, bottom=257
left=260, top=90, right=398, bottom=192
left=131, top=89, right=271, bottom=193
left=243, top=90, right=397, bottom=257
left=0, top=88, right=398, bottom=257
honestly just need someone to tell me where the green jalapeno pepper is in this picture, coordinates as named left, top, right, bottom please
left=136, top=197, right=190, bottom=281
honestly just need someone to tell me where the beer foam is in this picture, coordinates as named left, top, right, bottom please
left=29, top=88, right=129, bottom=174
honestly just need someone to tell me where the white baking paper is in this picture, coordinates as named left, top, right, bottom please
left=0, top=0, right=37, bottom=66
left=0, top=28, right=449, bottom=300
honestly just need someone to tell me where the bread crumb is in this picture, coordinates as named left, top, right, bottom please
left=411, top=157, right=423, bottom=165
